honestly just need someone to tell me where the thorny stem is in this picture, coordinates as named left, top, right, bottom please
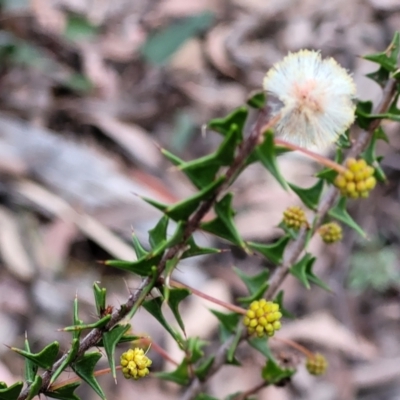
left=274, top=138, right=347, bottom=173
left=17, top=106, right=276, bottom=400
left=181, top=77, right=399, bottom=400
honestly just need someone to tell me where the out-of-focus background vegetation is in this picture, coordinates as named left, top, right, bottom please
left=0, top=1, right=399, bottom=399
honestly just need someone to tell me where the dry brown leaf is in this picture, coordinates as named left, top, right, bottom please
left=352, top=357, right=400, bottom=389
left=41, top=217, right=78, bottom=274
left=169, top=39, right=205, bottom=74
left=0, top=207, right=35, bottom=281
left=155, top=0, right=220, bottom=18
left=277, top=312, right=377, bottom=360
left=80, top=43, right=119, bottom=99
left=31, top=0, right=66, bottom=34
left=88, top=113, right=163, bottom=171
left=205, top=25, right=238, bottom=79
left=15, top=180, right=137, bottom=261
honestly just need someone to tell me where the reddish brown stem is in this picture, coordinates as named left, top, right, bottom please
left=274, top=138, right=347, bottom=173
left=168, top=278, right=247, bottom=315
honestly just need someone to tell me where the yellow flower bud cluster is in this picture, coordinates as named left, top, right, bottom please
left=283, top=206, right=307, bottom=230
left=334, top=158, right=376, bottom=198
left=318, top=222, right=342, bottom=244
left=120, top=348, right=152, bottom=380
left=306, top=353, right=328, bottom=376
left=243, top=300, right=282, bottom=337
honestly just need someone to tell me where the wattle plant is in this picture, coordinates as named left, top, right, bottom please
left=2, top=32, right=400, bottom=400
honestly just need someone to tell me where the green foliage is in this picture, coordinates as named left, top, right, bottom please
left=4, top=30, right=400, bottom=400
left=45, top=382, right=81, bottom=400
left=201, top=193, right=246, bottom=248
left=50, top=339, right=80, bottom=385
left=141, top=11, right=214, bottom=65
left=289, top=179, right=325, bottom=210
left=248, top=235, right=291, bottom=265
left=103, top=324, right=131, bottom=380
left=155, top=359, right=190, bottom=385
left=72, top=352, right=105, bottom=399
left=0, top=381, right=23, bottom=400
left=12, top=341, right=59, bottom=370
left=261, top=358, right=295, bottom=384
left=364, top=31, right=400, bottom=87
left=234, top=268, right=270, bottom=305
left=256, top=131, right=289, bottom=190
left=290, top=253, right=331, bottom=291
left=328, top=198, right=366, bottom=237
left=143, top=297, right=183, bottom=344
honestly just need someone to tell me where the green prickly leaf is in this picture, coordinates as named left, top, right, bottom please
left=93, top=283, right=107, bottom=317
left=355, top=100, right=374, bottom=130
left=73, top=296, right=83, bottom=340
left=289, top=179, right=325, bottom=210
left=155, top=359, right=190, bottom=385
left=103, top=324, right=131, bottom=381
left=248, top=336, right=274, bottom=360
left=328, top=197, right=366, bottom=237
left=194, top=355, right=215, bottom=381
left=149, top=215, right=169, bottom=249
left=167, top=288, right=191, bottom=333
left=182, top=236, right=220, bottom=258
left=143, top=297, right=182, bottom=345
left=23, top=335, right=37, bottom=383
left=248, top=235, right=291, bottom=265
left=72, top=352, right=105, bottom=400
left=162, top=148, right=219, bottom=190
left=261, top=358, right=295, bottom=384
left=12, top=341, right=59, bottom=370
left=62, top=315, right=111, bottom=332
left=316, top=167, right=337, bottom=184
left=105, top=251, right=163, bottom=276
left=131, top=233, right=148, bottom=259
left=256, top=131, right=289, bottom=190
left=185, top=337, right=207, bottom=364
left=226, top=326, right=242, bottom=364
left=247, top=91, right=266, bottom=109
left=0, top=381, right=23, bottom=400
left=336, top=129, right=352, bottom=149
left=210, top=310, right=240, bottom=342
left=201, top=193, right=246, bottom=249
left=234, top=268, right=269, bottom=305
left=26, top=375, right=42, bottom=400
left=165, top=177, right=225, bottom=221
left=361, top=129, right=387, bottom=182
left=45, top=382, right=81, bottom=400
left=50, top=338, right=80, bottom=385
left=208, top=106, right=248, bottom=138
left=290, top=253, right=331, bottom=291
left=274, top=290, right=295, bottom=319
left=194, top=395, right=218, bottom=400
left=363, top=31, right=400, bottom=72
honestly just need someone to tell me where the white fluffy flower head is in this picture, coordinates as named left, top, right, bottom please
left=263, top=50, right=356, bottom=149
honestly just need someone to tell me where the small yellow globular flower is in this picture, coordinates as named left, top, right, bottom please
left=306, top=353, right=328, bottom=376
left=263, top=50, right=356, bottom=149
left=243, top=299, right=282, bottom=337
left=318, top=222, right=342, bottom=244
left=120, top=348, right=152, bottom=380
left=283, top=206, right=308, bottom=230
left=334, top=158, right=376, bottom=198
